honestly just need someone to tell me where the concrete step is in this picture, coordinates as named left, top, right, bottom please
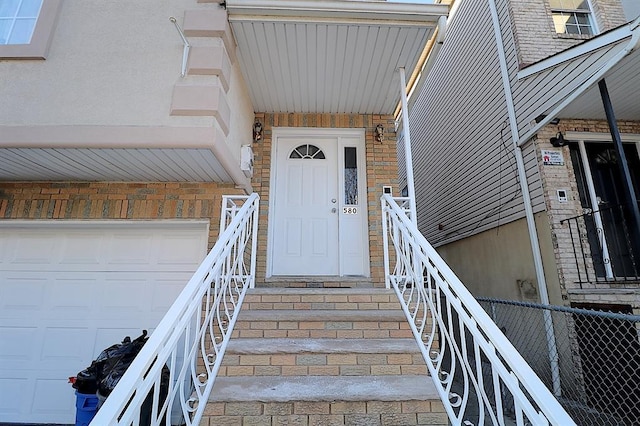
left=218, top=338, right=428, bottom=377
left=204, top=376, right=447, bottom=426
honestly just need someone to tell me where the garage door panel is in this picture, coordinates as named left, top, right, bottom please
left=107, top=234, right=154, bottom=265
left=41, top=327, right=92, bottom=363
left=58, top=233, right=103, bottom=266
left=48, top=277, right=98, bottom=313
left=0, top=326, right=38, bottom=362
left=0, top=276, right=46, bottom=313
left=32, top=378, right=75, bottom=417
left=157, top=234, right=209, bottom=265
left=0, top=221, right=208, bottom=423
left=152, top=278, right=191, bottom=313
left=9, top=233, right=58, bottom=265
left=100, top=278, right=148, bottom=313
left=0, top=377, right=29, bottom=416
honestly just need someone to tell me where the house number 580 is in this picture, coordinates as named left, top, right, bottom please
left=343, top=207, right=357, bottom=214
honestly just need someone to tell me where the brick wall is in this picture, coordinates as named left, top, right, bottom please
left=0, top=182, right=243, bottom=248
left=508, top=0, right=628, bottom=67
left=250, top=113, right=399, bottom=286
left=535, top=119, right=640, bottom=307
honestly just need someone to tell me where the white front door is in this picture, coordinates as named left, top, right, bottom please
left=270, top=128, right=369, bottom=277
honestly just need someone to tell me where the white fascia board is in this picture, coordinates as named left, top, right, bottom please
left=518, top=22, right=640, bottom=146
left=517, top=16, right=640, bottom=79
left=226, top=0, right=449, bottom=24
left=566, top=131, right=640, bottom=142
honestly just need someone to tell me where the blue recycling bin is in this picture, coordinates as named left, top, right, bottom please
left=74, top=391, right=99, bottom=426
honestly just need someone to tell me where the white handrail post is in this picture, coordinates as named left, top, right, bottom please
left=398, top=67, right=418, bottom=226
left=250, top=197, right=259, bottom=288
left=382, top=197, right=391, bottom=289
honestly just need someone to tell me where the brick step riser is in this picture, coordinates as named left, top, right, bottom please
left=231, top=321, right=414, bottom=339
left=243, top=302, right=402, bottom=311
left=218, top=353, right=428, bottom=377
left=258, top=282, right=380, bottom=288
left=202, top=400, right=447, bottom=426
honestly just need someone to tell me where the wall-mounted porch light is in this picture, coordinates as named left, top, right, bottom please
left=550, top=132, right=567, bottom=147
left=375, top=124, right=384, bottom=142
left=253, top=120, right=263, bottom=143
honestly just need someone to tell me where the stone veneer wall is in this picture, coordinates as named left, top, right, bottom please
left=535, top=119, right=640, bottom=310
left=250, top=113, right=399, bottom=286
left=0, top=182, right=243, bottom=249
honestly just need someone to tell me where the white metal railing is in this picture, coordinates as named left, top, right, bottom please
left=381, top=194, right=576, bottom=426
left=91, top=194, right=259, bottom=426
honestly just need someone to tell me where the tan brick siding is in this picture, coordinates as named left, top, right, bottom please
left=250, top=113, right=399, bottom=286
left=508, top=0, right=628, bottom=68
left=0, top=182, right=244, bottom=248
left=535, top=119, right=640, bottom=308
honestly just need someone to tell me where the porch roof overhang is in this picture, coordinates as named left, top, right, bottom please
left=0, top=1, right=448, bottom=186
left=225, top=0, right=449, bottom=114
left=518, top=17, right=640, bottom=144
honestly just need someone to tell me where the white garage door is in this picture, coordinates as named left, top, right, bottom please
left=0, top=221, right=208, bottom=424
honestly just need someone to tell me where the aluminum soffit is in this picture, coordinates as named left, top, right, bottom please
left=226, top=0, right=449, bottom=114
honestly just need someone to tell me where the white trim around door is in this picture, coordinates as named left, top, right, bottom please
left=267, top=127, right=370, bottom=277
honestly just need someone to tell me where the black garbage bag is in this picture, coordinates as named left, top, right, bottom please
left=96, top=331, right=148, bottom=398
left=71, top=331, right=148, bottom=396
left=72, top=330, right=171, bottom=426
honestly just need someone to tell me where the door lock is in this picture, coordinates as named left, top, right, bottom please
left=331, top=208, right=337, bottom=213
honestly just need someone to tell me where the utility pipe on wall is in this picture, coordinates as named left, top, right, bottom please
left=487, top=0, right=562, bottom=397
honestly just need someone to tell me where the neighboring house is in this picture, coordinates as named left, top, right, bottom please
left=0, top=0, right=448, bottom=423
left=407, top=1, right=639, bottom=311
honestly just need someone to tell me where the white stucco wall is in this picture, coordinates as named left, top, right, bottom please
left=0, top=0, right=253, bottom=135
left=225, top=52, right=254, bottom=162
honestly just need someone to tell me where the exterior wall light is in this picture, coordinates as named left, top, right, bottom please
left=253, top=120, right=263, bottom=143
left=375, top=124, right=384, bottom=142
left=550, top=132, right=567, bottom=147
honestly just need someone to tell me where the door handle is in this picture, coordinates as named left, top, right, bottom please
left=331, top=199, right=337, bottom=204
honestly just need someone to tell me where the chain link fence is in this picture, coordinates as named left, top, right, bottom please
left=477, top=298, right=640, bottom=426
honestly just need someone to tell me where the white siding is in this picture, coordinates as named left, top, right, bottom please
left=408, top=0, right=543, bottom=246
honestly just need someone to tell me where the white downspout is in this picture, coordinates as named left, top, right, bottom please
left=399, top=67, right=418, bottom=225
left=487, top=0, right=562, bottom=396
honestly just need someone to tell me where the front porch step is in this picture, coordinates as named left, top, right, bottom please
left=262, top=276, right=378, bottom=288
left=218, top=338, right=428, bottom=377
left=207, top=376, right=444, bottom=426
left=202, top=287, right=445, bottom=426
left=243, top=288, right=402, bottom=311
left=209, top=375, right=439, bottom=402
left=231, top=309, right=413, bottom=339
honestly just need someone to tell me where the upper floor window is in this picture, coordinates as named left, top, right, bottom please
left=550, top=0, right=595, bottom=36
left=0, top=0, right=43, bottom=45
left=0, top=0, right=60, bottom=59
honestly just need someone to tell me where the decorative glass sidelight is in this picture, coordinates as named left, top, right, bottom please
left=344, top=147, right=358, bottom=206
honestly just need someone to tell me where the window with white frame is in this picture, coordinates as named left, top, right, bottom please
left=549, top=0, right=595, bottom=36
left=0, top=0, right=43, bottom=45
